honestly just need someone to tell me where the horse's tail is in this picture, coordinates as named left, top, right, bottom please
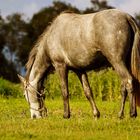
left=127, top=15, right=140, bottom=106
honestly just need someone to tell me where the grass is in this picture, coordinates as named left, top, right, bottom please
left=0, top=98, right=140, bottom=140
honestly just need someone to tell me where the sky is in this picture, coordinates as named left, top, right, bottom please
left=0, top=0, right=140, bottom=19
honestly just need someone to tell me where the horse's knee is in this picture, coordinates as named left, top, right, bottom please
left=62, top=93, right=69, bottom=101
left=84, top=89, right=93, bottom=99
left=126, top=79, right=133, bottom=93
left=85, top=93, right=90, bottom=100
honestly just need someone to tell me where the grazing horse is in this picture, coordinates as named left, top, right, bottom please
left=18, top=9, right=140, bottom=119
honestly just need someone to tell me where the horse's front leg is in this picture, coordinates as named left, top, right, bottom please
left=55, top=62, right=70, bottom=118
left=127, top=88, right=137, bottom=118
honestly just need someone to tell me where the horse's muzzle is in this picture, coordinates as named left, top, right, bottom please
left=30, top=107, right=47, bottom=119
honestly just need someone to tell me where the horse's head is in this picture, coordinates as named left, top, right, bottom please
left=18, top=74, right=47, bottom=119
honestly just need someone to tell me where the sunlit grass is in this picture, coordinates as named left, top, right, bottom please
left=0, top=98, right=140, bottom=140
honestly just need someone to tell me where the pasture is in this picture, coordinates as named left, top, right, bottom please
left=0, top=69, right=140, bottom=140
left=0, top=98, right=140, bottom=140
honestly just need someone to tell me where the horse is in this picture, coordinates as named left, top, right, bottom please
left=18, top=9, right=140, bottom=119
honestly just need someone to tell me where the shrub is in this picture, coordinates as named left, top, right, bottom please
left=0, top=77, right=22, bottom=98
left=44, top=68, right=121, bottom=101
left=89, top=68, right=121, bottom=101
left=0, top=68, right=121, bottom=100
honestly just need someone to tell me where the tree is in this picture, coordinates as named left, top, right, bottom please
left=0, top=14, right=19, bottom=82
left=4, top=14, right=29, bottom=63
left=83, top=0, right=114, bottom=13
left=135, top=13, right=140, bottom=28
left=2, top=13, right=32, bottom=75
left=28, top=1, right=80, bottom=42
left=1, top=13, right=31, bottom=82
left=0, top=15, right=5, bottom=52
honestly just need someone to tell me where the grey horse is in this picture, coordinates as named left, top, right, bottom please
left=18, top=9, right=140, bottom=119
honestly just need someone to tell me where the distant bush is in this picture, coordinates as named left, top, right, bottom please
left=0, top=68, right=121, bottom=100
left=89, top=68, right=121, bottom=101
left=0, top=77, right=22, bottom=98
left=45, top=68, right=121, bottom=101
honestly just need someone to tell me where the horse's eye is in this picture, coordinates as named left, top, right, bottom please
left=24, top=85, right=28, bottom=89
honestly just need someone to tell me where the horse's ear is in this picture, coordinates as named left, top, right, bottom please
left=17, top=74, right=26, bottom=84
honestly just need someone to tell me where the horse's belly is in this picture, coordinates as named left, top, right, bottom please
left=66, top=50, right=101, bottom=68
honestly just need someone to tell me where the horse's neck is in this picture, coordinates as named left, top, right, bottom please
left=28, top=55, right=46, bottom=87
left=28, top=68, right=40, bottom=87
left=27, top=31, right=49, bottom=87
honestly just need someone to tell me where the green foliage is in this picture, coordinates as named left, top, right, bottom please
left=0, top=77, right=22, bottom=98
left=89, top=68, right=121, bottom=101
left=45, top=68, right=121, bottom=101
left=0, top=68, right=121, bottom=101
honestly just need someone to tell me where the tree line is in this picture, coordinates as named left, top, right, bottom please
left=0, top=0, right=140, bottom=82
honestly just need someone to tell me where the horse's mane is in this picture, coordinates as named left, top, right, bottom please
left=61, top=10, right=76, bottom=14
left=25, top=27, right=49, bottom=80
left=25, top=46, right=38, bottom=80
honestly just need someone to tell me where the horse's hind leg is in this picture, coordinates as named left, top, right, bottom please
left=54, top=63, right=70, bottom=118
left=74, top=70, right=100, bottom=119
left=118, top=86, right=127, bottom=118
left=111, top=62, right=137, bottom=118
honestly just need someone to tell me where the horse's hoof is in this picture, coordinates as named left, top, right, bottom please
left=94, top=111, right=100, bottom=120
left=130, top=112, right=137, bottom=118
left=63, top=113, right=70, bottom=119
left=118, top=112, right=124, bottom=119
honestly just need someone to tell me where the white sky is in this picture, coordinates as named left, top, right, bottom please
left=0, top=0, right=140, bottom=19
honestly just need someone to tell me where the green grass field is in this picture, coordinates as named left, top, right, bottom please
left=0, top=98, right=140, bottom=140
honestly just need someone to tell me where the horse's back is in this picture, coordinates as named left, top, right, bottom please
left=47, top=9, right=133, bottom=68
left=47, top=12, right=96, bottom=67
